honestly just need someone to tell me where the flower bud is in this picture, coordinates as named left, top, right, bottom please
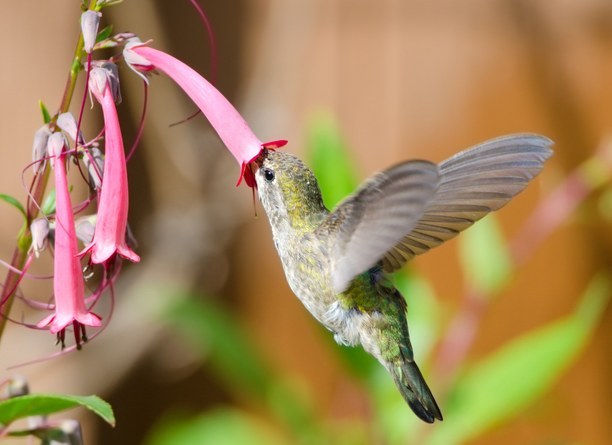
left=83, top=146, right=104, bottom=189
left=81, top=10, right=101, bottom=54
left=30, top=217, right=50, bottom=257
left=89, top=64, right=120, bottom=103
left=46, top=132, right=68, bottom=166
left=123, top=38, right=155, bottom=83
left=57, top=112, right=81, bottom=142
left=32, top=125, right=51, bottom=173
left=101, top=62, right=121, bottom=103
left=57, top=419, right=84, bottom=445
left=7, top=375, right=29, bottom=398
left=75, top=214, right=97, bottom=246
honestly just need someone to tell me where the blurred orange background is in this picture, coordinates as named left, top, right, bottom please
left=1, top=1, right=610, bottom=444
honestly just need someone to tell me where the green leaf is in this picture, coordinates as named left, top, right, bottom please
left=0, top=394, right=115, bottom=428
left=95, top=25, right=113, bottom=43
left=323, top=332, right=377, bottom=381
left=41, top=189, right=56, bottom=215
left=457, top=215, right=512, bottom=296
left=39, top=100, right=51, bottom=124
left=166, top=297, right=271, bottom=398
left=307, top=112, right=359, bottom=209
left=369, top=364, right=422, bottom=445
left=0, top=194, right=26, bottom=220
left=427, top=273, right=610, bottom=445
left=164, top=296, right=318, bottom=440
left=145, top=409, right=286, bottom=445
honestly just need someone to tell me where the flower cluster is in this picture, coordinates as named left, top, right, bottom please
left=2, top=5, right=283, bottom=350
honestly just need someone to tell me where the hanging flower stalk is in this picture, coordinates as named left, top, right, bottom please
left=4, top=6, right=287, bottom=352
left=81, top=65, right=140, bottom=264
left=123, top=39, right=286, bottom=187
left=37, top=133, right=101, bottom=348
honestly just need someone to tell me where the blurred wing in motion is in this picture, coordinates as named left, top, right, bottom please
left=317, top=161, right=440, bottom=294
left=381, top=134, right=554, bottom=272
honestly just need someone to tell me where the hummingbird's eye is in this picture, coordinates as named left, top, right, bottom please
left=263, top=168, right=275, bottom=182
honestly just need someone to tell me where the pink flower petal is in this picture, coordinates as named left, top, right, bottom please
left=38, top=135, right=101, bottom=336
left=130, top=44, right=263, bottom=165
left=84, top=66, right=140, bottom=264
left=124, top=41, right=284, bottom=186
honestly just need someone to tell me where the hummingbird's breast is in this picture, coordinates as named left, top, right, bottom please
left=272, top=229, right=380, bottom=349
left=273, top=231, right=340, bottom=321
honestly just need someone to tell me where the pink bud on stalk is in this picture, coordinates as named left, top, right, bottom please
left=123, top=39, right=286, bottom=187
left=81, top=65, right=139, bottom=264
left=37, top=132, right=101, bottom=347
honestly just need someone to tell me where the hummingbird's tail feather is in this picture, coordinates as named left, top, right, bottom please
left=390, top=357, right=443, bottom=423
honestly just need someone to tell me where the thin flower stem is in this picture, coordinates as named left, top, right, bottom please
left=0, top=0, right=99, bottom=342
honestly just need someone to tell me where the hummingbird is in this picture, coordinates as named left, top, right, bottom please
left=254, top=134, right=553, bottom=423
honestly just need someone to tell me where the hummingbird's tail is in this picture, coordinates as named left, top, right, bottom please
left=389, top=355, right=443, bottom=423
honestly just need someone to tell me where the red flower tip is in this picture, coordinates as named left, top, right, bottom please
left=235, top=140, right=288, bottom=187
left=262, top=140, right=288, bottom=150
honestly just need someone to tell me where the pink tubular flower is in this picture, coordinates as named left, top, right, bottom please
left=81, top=65, right=140, bottom=264
left=123, top=39, right=286, bottom=186
left=37, top=133, right=101, bottom=346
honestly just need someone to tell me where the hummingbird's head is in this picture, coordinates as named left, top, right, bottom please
left=255, top=150, right=327, bottom=231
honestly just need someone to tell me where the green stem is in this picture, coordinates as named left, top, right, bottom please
left=0, top=0, right=98, bottom=344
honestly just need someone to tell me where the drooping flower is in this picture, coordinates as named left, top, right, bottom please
left=81, top=65, right=140, bottom=264
left=37, top=132, right=101, bottom=346
left=123, top=38, right=286, bottom=187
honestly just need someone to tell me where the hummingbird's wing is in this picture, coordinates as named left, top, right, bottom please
left=380, top=134, right=553, bottom=272
left=317, top=161, right=440, bottom=294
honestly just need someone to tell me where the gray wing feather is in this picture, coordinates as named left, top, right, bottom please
left=318, top=161, right=440, bottom=294
left=380, top=134, right=554, bottom=272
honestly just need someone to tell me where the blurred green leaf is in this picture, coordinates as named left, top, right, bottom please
left=165, top=296, right=319, bottom=442
left=427, top=273, right=610, bottom=445
left=38, top=100, right=51, bottom=124
left=319, top=328, right=376, bottom=382
left=0, top=194, right=26, bottom=221
left=598, top=186, right=612, bottom=222
left=0, top=394, right=114, bottom=428
left=96, top=25, right=113, bottom=43
left=41, top=189, right=56, bottom=215
left=458, top=215, right=512, bottom=296
left=370, top=365, right=422, bottom=445
left=326, top=419, right=371, bottom=445
left=393, top=270, right=441, bottom=360
left=145, top=409, right=286, bottom=445
left=166, top=297, right=271, bottom=398
left=308, top=113, right=359, bottom=209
